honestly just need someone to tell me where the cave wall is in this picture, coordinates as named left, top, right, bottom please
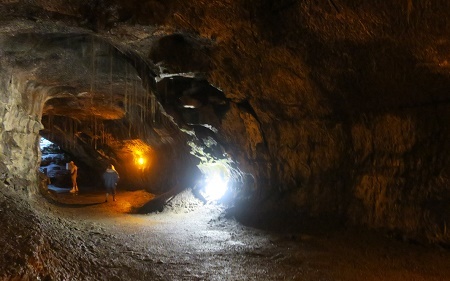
left=147, top=2, right=349, bottom=216
left=0, top=71, right=44, bottom=194
left=349, top=110, right=450, bottom=242
left=157, top=0, right=450, bottom=243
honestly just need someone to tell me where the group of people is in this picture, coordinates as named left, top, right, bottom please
left=68, top=161, right=120, bottom=202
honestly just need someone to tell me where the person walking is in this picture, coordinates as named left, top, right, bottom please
left=103, top=164, right=119, bottom=202
left=68, top=161, right=79, bottom=193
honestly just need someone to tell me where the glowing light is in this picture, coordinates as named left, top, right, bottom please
left=123, top=139, right=153, bottom=169
left=197, top=162, right=231, bottom=201
left=203, top=173, right=229, bottom=201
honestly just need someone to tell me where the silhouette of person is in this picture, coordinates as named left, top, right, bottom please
left=103, top=164, right=119, bottom=202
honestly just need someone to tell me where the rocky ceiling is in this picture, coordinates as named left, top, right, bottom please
left=1, top=0, right=450, bottom=244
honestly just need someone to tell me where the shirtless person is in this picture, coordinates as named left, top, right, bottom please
left=68, top=161, right=79, bottom=193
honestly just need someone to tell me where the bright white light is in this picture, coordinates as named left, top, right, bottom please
left=40, top=137, right=52, bottom=149
left=197, top=162, right=231, bottom=201
left=203, top=173, right=229, bottom=201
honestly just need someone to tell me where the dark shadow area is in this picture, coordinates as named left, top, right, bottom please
left=134, top=188, right=180, bottom=214
left=226, top=201, right=345, bottom=237
left=149, top=33, right=212, bottom=73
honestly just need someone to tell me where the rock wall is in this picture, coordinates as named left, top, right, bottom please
left=0, top=69, right=45, bottom=195
left=349, top=110, right=450, bottom=242
left=163, top=0, right=450, bottom=243
left=155, top=1, right=350, bottom=217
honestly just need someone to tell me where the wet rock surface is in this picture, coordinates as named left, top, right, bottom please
left=2, top=187, right=450, bottom=280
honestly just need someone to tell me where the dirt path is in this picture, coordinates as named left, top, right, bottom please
left=24, top=188, right=450, bottom=280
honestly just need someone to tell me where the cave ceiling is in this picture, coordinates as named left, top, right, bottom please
left=1, top=0, right=450, bottom=181
left=0, top=2, right=227, bottom=169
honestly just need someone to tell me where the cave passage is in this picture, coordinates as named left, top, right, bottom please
left=2, top=1, right=450, bottom=279
left=33, top=134, right=450, bottom=280
left=37, top=133, right=230, bottom=214
left=29, top=171, right=450, bottom=281
left=29, top=34, right=242, bottom=220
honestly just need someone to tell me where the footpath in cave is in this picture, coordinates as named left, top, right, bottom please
left=1, top=182, right=449, bottom=281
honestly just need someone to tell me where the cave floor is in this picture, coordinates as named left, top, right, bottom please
left=3, top=188, right=450, bottom=281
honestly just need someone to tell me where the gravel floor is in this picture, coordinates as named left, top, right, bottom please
left=1, top=187, right=450, bottom=281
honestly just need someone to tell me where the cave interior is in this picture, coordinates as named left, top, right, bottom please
left=1, top=0, right=450, bottom=280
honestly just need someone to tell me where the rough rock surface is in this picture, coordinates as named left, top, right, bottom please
left=2, top=186, right=450, bottom=280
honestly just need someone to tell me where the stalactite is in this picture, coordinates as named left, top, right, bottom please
left=144, top=85, right=149, bottom=125
left=74, top=119, right=78, bottom=149
left=129, top=120, right=132, bottom=138
left=62, top=118, right=66, bottom=149
left=100, top=122, right=105, bottom=145
left=90, top=37, right=96, bottom=104
left=89, top=117, right=93, bottom=147
left=151, top=95, right=156, bottom=123
left=136, top=79, right=142, bottom=127
left=142, top=91, right=146, bottom=125
left=110, top=48, right=113, bottom=107
left=94, top=116, right=97, bottom=150
left=134, top=77, right=141, bottom=138
left=124, top=64, right=129, bottom=115
left=69, top=118, right=73, bottom=149
left=65, top=118, right=68, bottom=149
left=157, top=103, right=161, bottom=124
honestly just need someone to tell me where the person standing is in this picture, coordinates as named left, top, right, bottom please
left=69, top=161, right=79, bottom=193
left=103, top=164, right=119, bottom=202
